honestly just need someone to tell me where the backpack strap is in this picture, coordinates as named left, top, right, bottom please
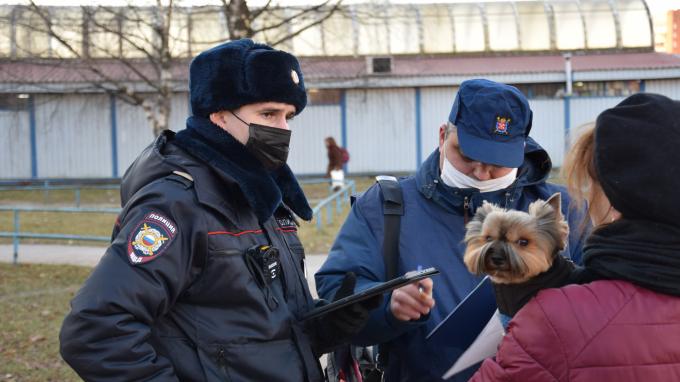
left=327, top=176, right=404, bottom=382
left=374, top=175, right=404, bottom=372
left=375, top=175, right=403, bottom=280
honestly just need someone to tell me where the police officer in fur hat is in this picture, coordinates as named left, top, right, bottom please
left=59, top=39, right=379, bottom=382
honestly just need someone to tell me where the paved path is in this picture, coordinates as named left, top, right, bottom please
left=0, top=244, right=108, bottom=267
left=0, top=244, right=328, bottom=297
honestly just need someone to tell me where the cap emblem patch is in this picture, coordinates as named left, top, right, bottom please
left=291, top=70, right=300, bottom=85
left=494, top=116, right=511, bottom=135
left=127, top=212, right=177, bottom=264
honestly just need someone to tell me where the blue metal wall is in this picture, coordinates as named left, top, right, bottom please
left=34, top=94, right=111, bottom=178
left=0, top=106, right=31, bottom=178
left=287, top=105, right=342, bottom=175
left=1, top=80, right=679, bottom=179
left=529, top=99, right=566, bottom=167
left=345, top=88, right=416, bottom=173
left=647, top=79, right=680, bottom=100
left=419, top=86, right=457, bottom=165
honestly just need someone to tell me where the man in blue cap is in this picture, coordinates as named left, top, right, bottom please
left=316, top=79, right=587, bottom=381
left=59, top=39, right=378, bottom=382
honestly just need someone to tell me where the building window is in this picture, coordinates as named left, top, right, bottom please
left=571, top=80, right=640, bottom=97
left=371, top=57, right=392, bottom=73
left=0, top=94, right=30, bottom=111
left=511, top=81, right=641, bottom=99
left=307, top=89, right=342, bottom=105
left=512, top=83, right=565, bottom=99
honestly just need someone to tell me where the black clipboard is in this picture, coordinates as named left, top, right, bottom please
left=301, top=267, right=440, bottom=322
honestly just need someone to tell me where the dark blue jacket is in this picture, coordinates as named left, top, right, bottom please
left=315, top=138, right=587, bottom=382
left=60, top=129, right=333, bottom=382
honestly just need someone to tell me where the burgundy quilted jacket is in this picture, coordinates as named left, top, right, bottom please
left=470, top=280, right=680, bottom=382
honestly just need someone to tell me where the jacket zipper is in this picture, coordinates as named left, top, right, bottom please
left=217, top=348, right=229, bottom=379
left=273, top=220, right=309, bottom=306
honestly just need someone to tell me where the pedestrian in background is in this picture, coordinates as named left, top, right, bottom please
left=325, top=136, right=347, bottom=191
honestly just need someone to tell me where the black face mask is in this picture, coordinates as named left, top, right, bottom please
left=232, top=112, right=292, bottom=171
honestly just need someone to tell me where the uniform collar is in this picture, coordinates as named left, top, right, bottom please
left=169, top=117, right=312, bottom=223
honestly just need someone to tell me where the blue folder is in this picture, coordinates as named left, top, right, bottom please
left=425, top=276, right=496, bottom=357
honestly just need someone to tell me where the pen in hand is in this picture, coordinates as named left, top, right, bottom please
left=417, top=265, right=425, bottom=295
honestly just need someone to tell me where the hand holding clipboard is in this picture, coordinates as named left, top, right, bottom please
left=302, top=267, right=440, bottom=322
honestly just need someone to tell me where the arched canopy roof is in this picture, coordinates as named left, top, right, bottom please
left=284, top=0, right=653, bottom=56
left=0, top=0, right=653, bottom=59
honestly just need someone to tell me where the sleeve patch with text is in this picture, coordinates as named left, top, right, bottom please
left=127, top=212, right=177, bottom=265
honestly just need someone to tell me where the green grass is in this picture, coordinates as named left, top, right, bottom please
left=0, top=177, right=377, bottom=381
left=0, top=211, right=117, bottom=247
left=0, top=177, right=377, bottom=253
left=0, top=174, right=564, bottom=253
left=0, top=188, right=120, bottom=206
left=0, top=263, right=92, bottom=381
left=298, top=203, right=351, bottom=254
left=297, top=176, right=375, bottom=253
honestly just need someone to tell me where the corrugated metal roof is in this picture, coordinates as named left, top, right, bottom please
left=0, top=52, right=678, bottom=90
left=301, top=52, right=680, bottom=80
left=0, top=59, right=189, bottom=84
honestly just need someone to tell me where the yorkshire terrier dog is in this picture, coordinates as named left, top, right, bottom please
left=463, top=193, right=575, bottom=318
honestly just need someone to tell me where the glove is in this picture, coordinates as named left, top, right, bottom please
left=326, top=272, right=382, bottom=337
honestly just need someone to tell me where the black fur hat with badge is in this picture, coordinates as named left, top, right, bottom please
left=189, top=39, right=307, bottom=117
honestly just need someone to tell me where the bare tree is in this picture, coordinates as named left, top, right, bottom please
left=223, top=0, right=342, bottom=46
left=19, top=0, right=341, bottom=136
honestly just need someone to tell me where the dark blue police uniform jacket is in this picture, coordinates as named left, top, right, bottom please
left=60, top=130, right=329, bottom=382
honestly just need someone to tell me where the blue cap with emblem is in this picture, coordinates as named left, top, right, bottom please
left=448, top=79, right=532, bottom=168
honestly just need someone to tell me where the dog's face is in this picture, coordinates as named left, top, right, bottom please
left=463, top=193, right=569, bottom=284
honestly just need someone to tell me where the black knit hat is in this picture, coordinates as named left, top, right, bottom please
left=189, top=39, right=307, bottom=117
left=594, top=93, right=680, bottom=226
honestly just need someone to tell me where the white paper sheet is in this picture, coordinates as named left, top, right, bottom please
left=442, top=310, right=504, bottom=379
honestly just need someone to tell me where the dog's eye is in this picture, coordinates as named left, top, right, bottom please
left=517, top=239, right=529, bottom=246
left=485, top=236, right=493, bottom=242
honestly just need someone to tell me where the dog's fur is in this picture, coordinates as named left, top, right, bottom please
left=464, top=193, right=569, bottom=285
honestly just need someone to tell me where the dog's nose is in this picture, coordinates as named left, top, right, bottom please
left=491, top=254, right=505, bottom=267
left=490, top=252, right=506, bottom=267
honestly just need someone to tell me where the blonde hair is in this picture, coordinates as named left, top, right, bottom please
left=563, top=123, right=597, bottom=210
left=562, top=122, right=615, bottom=231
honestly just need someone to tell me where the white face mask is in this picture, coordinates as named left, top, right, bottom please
left=440, top=153, right=518, bottom=193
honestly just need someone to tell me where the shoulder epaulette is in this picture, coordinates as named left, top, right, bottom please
left=166, top=170, right=194, bottom=188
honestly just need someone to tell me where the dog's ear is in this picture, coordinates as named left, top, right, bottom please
left=473, top=201, right=497, bottom=223
left=530, top=193, right=569, bottom=250
left=546, top=192, right=563, bottom=220
left=464, top=201, right=497, bottom=242
left=529, top=193, right=563, bottom=221
left=546, top=193, right=570, bottom=249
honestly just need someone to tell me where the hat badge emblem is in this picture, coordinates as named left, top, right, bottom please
left=291, top=70, right=300, bottom=85
left=494, top=116, right=511, bottom=135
